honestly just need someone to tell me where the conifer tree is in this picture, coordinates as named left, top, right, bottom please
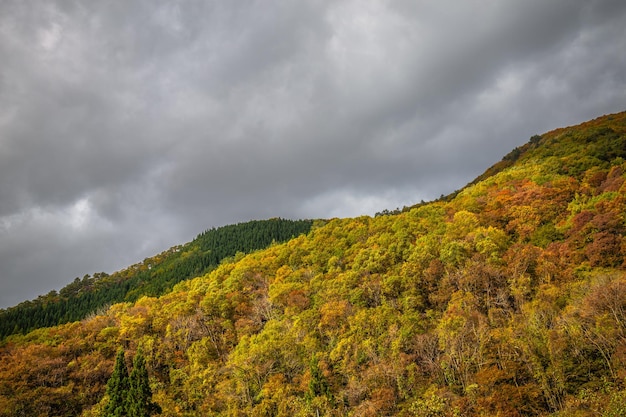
left=104, top=348, right=129, bottom=417
left=127, top=348, right=160, bottom=417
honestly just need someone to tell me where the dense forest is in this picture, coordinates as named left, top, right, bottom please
left=0, top=218, right=313, bottom=339
left=0, top=112, right=625, bottom=416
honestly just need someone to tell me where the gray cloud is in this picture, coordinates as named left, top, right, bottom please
left=1, top=0, right=625, bottom=307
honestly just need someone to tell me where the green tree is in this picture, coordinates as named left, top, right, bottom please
left=127, top=348, right=160, bottom=417
left=307, top=355, right=330, bottom=401
left=104, top=348, right=130, bottom=417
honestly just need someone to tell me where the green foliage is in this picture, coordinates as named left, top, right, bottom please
left=604, top=387, right=626, bottom=417
left=104, top=348, right=160, bottom=417
left=409, top=385, right=457, bottom=417
left=127, top=349, right=161, bottom=417
left=104, top=349, right=130, bottom=417
left=0, top=218, right=314, bottom=339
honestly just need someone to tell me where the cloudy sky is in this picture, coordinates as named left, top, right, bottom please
left=1, top=0, right=625, bottom=308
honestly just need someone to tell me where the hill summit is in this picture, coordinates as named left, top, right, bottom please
left=1, top=111, right=625, bottom=416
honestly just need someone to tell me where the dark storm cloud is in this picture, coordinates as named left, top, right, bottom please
left=1, top=0, right=625, bottom=307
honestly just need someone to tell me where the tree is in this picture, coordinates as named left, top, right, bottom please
left=104, top=349, right=130, bottom=417
left=103, top=348, right=160, bottom=417
left=127, top=348, right=161, bottom=417
left=307, top=355, right=331, bottom=401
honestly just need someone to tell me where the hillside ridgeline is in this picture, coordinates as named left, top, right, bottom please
left=0, top=218, right=313, bottom=338
left=1, top=112, right=625, bottom=416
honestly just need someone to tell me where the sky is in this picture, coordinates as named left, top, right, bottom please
left=1, top=0, right=625, bottom=308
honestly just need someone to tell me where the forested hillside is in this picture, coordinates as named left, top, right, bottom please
left=0, top=218, right=313, bottom=339
left=1, top=112, right=625, bottom=416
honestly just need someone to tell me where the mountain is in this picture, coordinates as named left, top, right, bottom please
left=1, top=111, right=625, bottom=417
left=0, top=218, right=314, bottom=339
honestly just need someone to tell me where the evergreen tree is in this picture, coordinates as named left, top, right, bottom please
left=127, top=348, right=160, bottom=417
left=104, top=348, right=129, bottom=417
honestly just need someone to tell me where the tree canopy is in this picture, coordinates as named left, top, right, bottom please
left=0, top=111, right=625, bottom=416
left=0, top=218, right=313, bottom=339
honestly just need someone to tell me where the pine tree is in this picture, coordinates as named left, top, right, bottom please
left=104, top=348, right=130, bottom=417
left=127, top=348, right=160, bottom=417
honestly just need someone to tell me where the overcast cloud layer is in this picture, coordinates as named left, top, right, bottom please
left=1, top=0, right=625, bottom=308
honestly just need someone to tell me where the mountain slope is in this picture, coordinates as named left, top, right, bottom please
left=0, top=111, right=625, bottom=417
left=0, top=218, right=314, bottom=339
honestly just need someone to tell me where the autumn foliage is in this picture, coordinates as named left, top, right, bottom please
left=1, top=111, right=626, bottom=416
